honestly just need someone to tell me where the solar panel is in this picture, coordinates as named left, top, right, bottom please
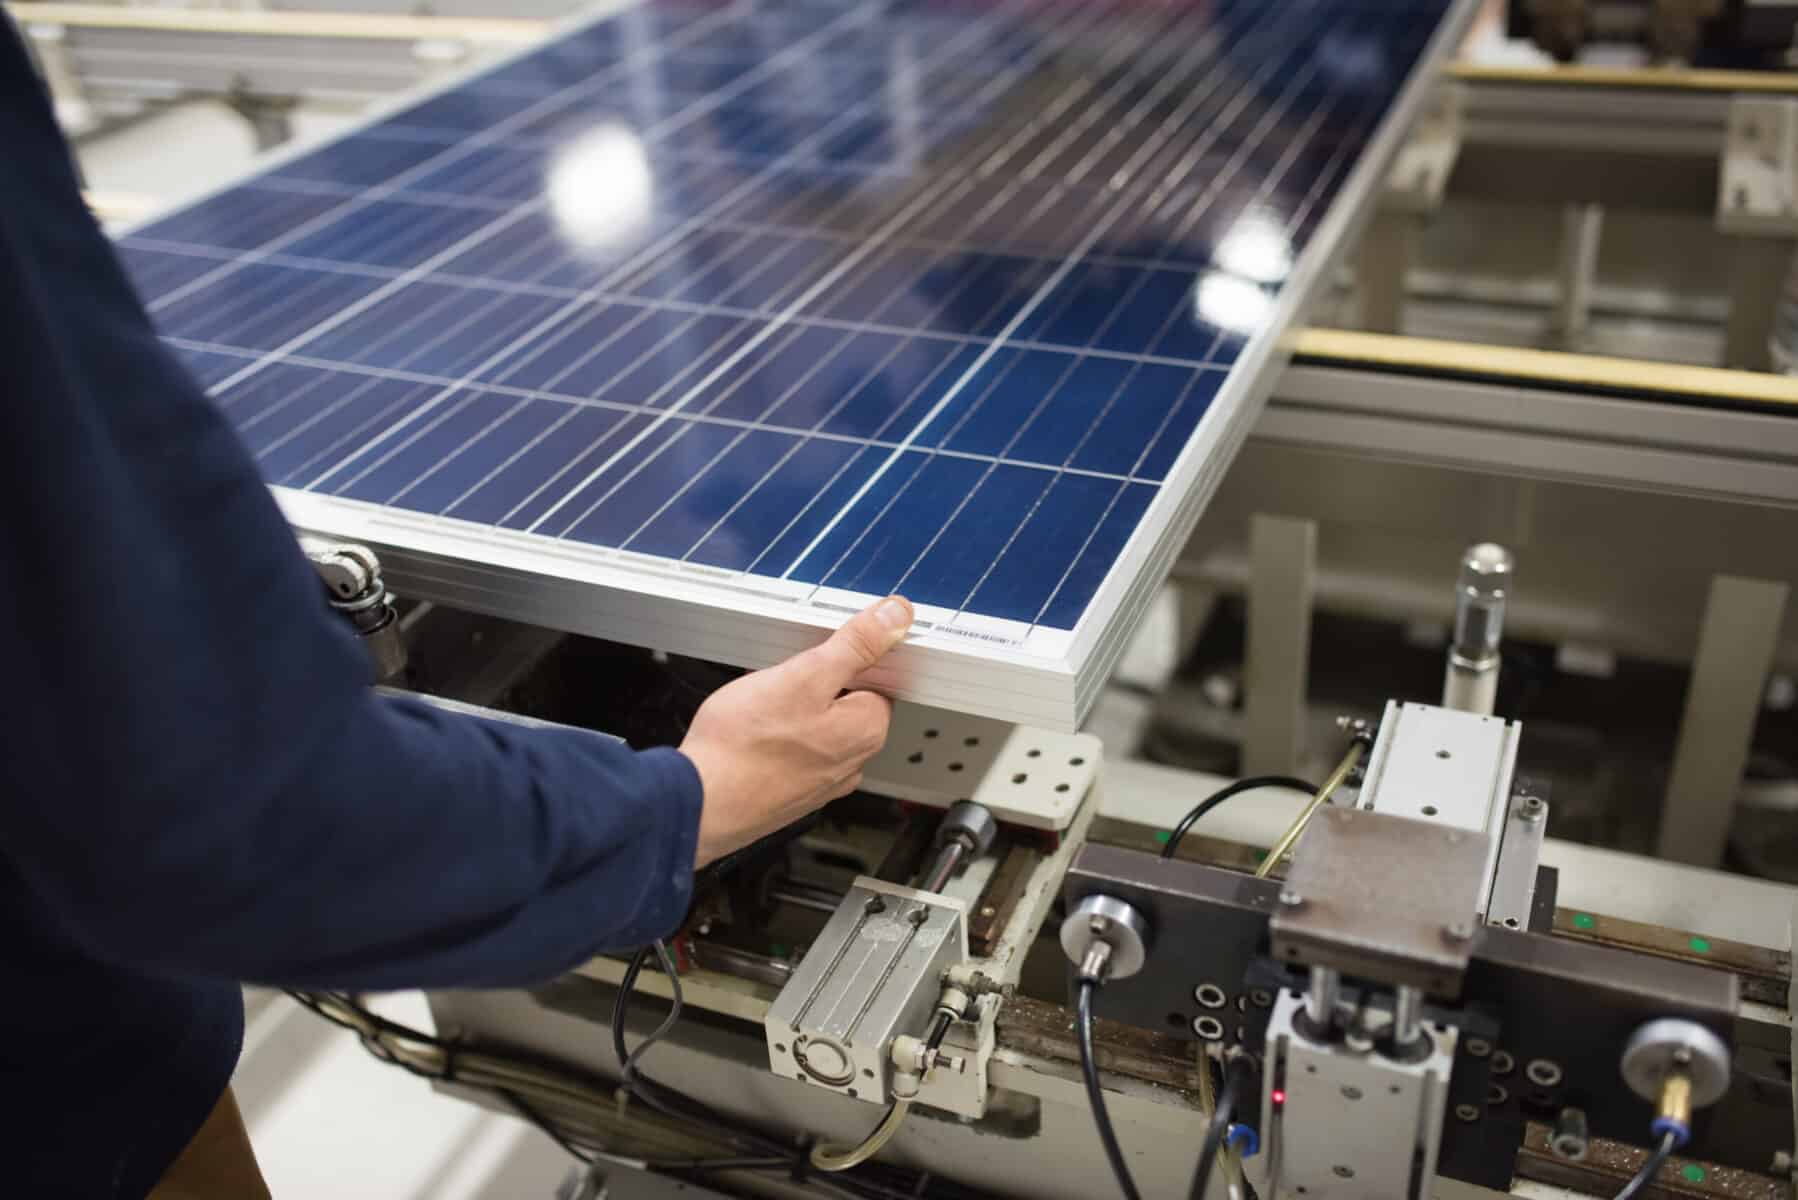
left=118, top=0, right=1473, bottom=729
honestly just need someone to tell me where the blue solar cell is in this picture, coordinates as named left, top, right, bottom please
left=271, top=132, right=454, bottom=190
left=1009, top=357, right=1139, bottom=469
left=136, top=183, right=347, bottom=252
left=814, top=453, right=988, bottom=595
left=964, top=472, right=1131, bottom=623
left=1069, top=362, right=1205, bottom=478
left=402, top=145, right=564, bottom=205
left=625, top=427, right=800, bottom=558
left=303, top=283, right=570, bottom=377
left=490, top=301, right=653, bottom=393
left=1136, top=370, right=1225, bottom=483
left=283, top=198, right=506, bottom=270
left=494, top=411, right=661, bottom=532
left=216, top=360, right=345, bottom=431
left=819, top=339, right=984, bottom=443
left=381, top=397, right=572, bottom=514
left=696, top=323, right=849, bottom=423
left=164, top=343, right=260, bottom=390
left=150, top=261, right=388, bottom=352
left=559, top=418, right=741, bottom=544
left=533, top=418, right=690, bottom=536
left=1089, top=270, right=1202, bottom=356
left=121, top=0, right=1458, bottom=651
left=249, top=375, right=440, bottom=488
left=1038, top=481, right=1158, bottom=630
left=443, top=404, right=632, bottom=525
left=747, top=442, right=886, bottom=576
left=935, top=349, right=1072, bottom=459
left=332, top=388, right=525, bottom=501
left=381, top=89, right=540, bottom=136
left=598, top=313, right=757, bottom=408
left=686, top=435, right=864, bottom=571
left=118, top=244, right=233, bottom=306
left=896, top=463, right=1055, bottom=609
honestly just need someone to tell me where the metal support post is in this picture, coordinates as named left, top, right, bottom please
left=1553, top=203, right=1603, bottom=352
left=1357, top=82, right=1459, bottom=336
left=1356, top=211, right=1419, bottom=335
left=1717, top=97, right=1798, bottom=370
left=1724, top=238, right=1793, bottom=371
left=1657, top=575, right=1791, bottom=866
left=1243, top=514, right=1317, bottom=778
left=1305, top=966, right=1339, bottom=1029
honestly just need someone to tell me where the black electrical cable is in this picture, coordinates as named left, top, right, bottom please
left=1077, top=977, right=1143, bottom=1200
left=1161, top=776, right=1318, bottom=860
left=606, top=946, right=937, bottom=1200
left=1614, top=1131, right=1679, bottom=1200
left=1189, top=1055, right=1251, bottom=1200
left=293, top=986, right=972, bottom=1200
left=503, top=1087, right=793, bottom=1178
left=609, top=945, right=785, bottom=1152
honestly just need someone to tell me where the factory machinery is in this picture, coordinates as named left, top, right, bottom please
left=39, top=0, right=1798, bottom=1195
left=290, top=536, right=1798, bottom=1200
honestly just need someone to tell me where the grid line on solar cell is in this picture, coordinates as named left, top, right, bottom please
left=125, top=0, right=1460, bottom=666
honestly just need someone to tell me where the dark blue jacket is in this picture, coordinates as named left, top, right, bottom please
left=0, top=20, right=702, bottom=1196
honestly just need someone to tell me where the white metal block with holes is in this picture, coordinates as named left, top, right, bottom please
left=861, top=704, right=1100, bottom=832
left=1383, top=81, right=1463, bottom=215
left=1262, top=991, right=1457, bottom=1200
left=1718, top=96, right=1798, bottom=236
left=1357, top=701, right=1520, bottom=917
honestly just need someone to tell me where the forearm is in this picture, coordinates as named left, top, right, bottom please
left=28, top=689, right=701, bottom=990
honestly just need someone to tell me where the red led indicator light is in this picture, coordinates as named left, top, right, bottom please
left=1271, top=1090, right=1286, bottom=1106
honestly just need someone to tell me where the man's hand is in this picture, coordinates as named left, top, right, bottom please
left=681, top=596, right=913, bottom=867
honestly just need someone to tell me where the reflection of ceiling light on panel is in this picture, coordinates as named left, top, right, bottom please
left=1195, top=272, right=1274, bottom=337
left=546, top=123, right=655, bottom=252
left=117, top=0, right=1478, bottom=728
left=1213, top=207, right=1293, bottom=285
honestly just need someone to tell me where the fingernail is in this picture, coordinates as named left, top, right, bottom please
left=874, top=595, right=913, bottom=634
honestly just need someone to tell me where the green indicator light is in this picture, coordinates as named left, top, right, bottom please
left=1572, top=913, right=1596, bottom=930
left=1682, top=1165, right=1706, bottom=1183
left=1254, top=851, right=1267, bottom=864
left=1154, top=830, right=1172, bottom=844
left=1689, top=936, right=1712, bottom=954
left=770, top=942, right=789, bottom=958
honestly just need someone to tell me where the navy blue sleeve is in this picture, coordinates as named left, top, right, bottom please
left=0, top=26, right=703, bottom=991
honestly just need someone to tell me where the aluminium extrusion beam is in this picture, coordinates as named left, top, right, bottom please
left=1262, top=347, right=1798, bottom=507
left=13, top=4, right=549, bottom=112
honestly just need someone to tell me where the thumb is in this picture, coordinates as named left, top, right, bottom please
left=794, top=595, right=913, bottom=694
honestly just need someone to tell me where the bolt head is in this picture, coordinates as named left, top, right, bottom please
left=1444, top=920, right=1474, bottom=942
left=1278, top=890, right=1304, bottom=909
left=1089, top=915, right=1112, bottom=937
